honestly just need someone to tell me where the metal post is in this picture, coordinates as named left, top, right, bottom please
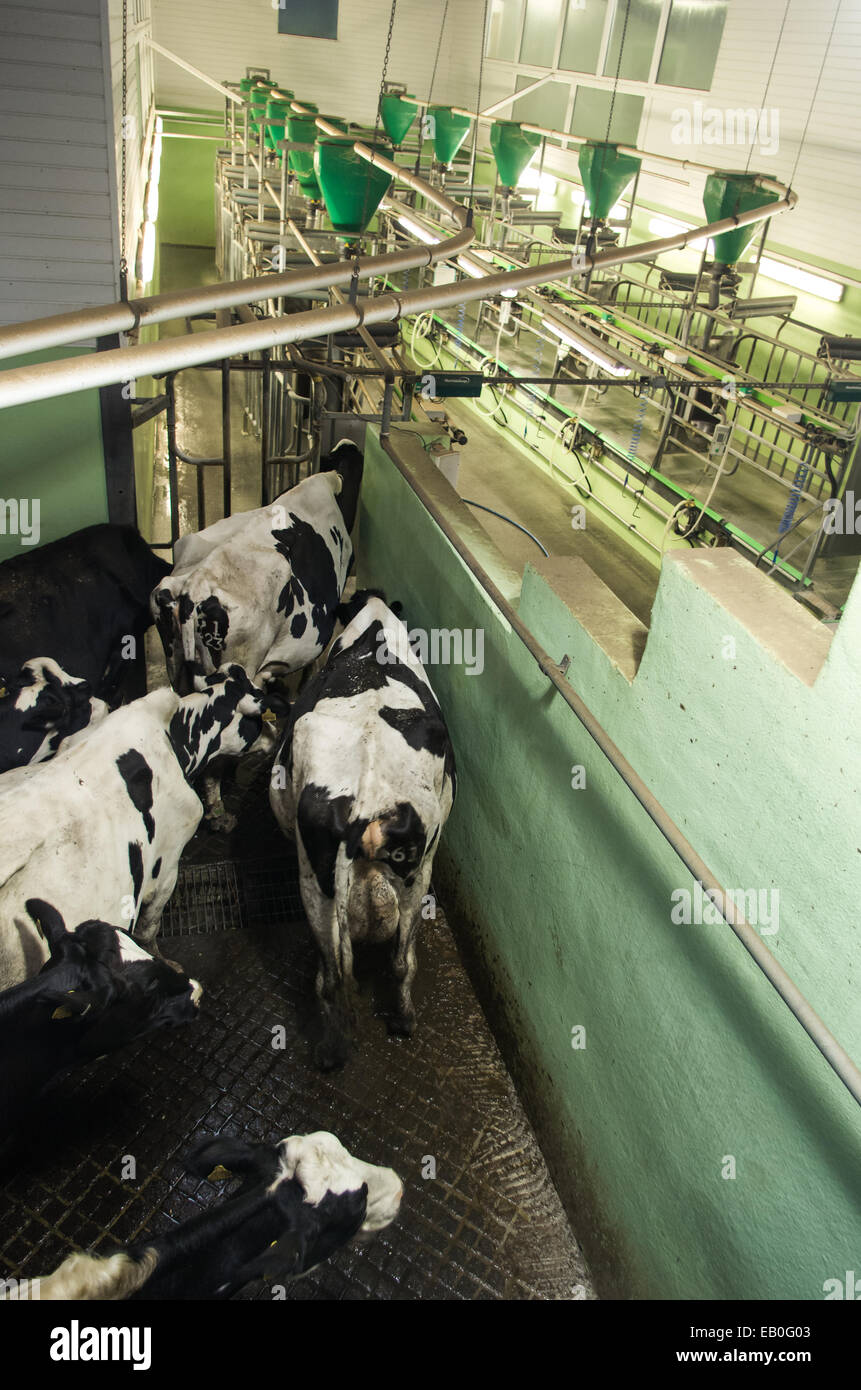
left=222, top=357, right=232, bottom=518
left=164, top=373, right=181, bottom=548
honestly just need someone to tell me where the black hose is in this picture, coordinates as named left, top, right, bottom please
left=461, top=499, right=549, bottom=556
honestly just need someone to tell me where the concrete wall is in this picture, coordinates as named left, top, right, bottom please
left=356, top=424, right=861, bottom=1300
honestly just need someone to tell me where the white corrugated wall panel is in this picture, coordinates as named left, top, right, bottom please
left=0, top=0, right=119, bottom=326
left=150, top=0, right=489, bottom=121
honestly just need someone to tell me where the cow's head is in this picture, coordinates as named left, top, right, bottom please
left=6, top=900, right=201, bottom=1066
left=168, top=665, right=288, bottom=778
left=319, top=439, right=364, bottom=535
left=185, top=1129, right=403, bottom=1278
left=0, top=659, right=109, bottom=773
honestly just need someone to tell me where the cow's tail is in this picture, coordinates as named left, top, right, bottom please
left=336, top=848, right=399, bottom=944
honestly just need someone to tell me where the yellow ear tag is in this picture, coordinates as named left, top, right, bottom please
left=207, top=1165, right=232, bottom=1182
left=52, top=1006, right=74, bottom=1020
left=262, top=709, right=278, bottom=723
left=0, top=687, right=6, bottom=699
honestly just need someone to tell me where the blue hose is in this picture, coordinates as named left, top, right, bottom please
left=771, top=445, right=812, bottom=565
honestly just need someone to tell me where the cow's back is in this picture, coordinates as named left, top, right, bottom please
left=0, top=524, right=170, bottom=690
left=0, top=690, right=200, bottom=988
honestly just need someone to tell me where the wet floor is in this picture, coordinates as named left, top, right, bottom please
left=0, top=762, right=594, bottom=1301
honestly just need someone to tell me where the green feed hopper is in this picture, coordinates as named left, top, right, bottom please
left=265, top=92, right=295, bottom=155
left=248, top=81, right=275, bottom=138
left=578, top=141, right=641, bottom=222
left=286, top=105, right=324, bottom=195
left=427, top=106, right=471, bottom=166
left=314, top=128, right=393, bottom=236
left=490, top=120, right=541, bottom=189
left=703, top=170, right=782, bottom=266
left=379, top=93, right=417, bottom=146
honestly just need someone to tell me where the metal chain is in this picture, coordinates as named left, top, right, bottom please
left=467, top=0, right=488, bottom=215
left=428, top=0, right=449, bottom=105
left=592, top=0, right=631, bottom=230
left=361, top=0, right=397, bottom=237
left=375, top=0, right=396, bottom=127
left=120, top=0, right=128, bottom=294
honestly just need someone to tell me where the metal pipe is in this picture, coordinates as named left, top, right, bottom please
left=0, top=235, right=471, bottom=360
left=0, top=118, right=470, bottom=358
left=146, top=39, right=242, bottom=103
left=0, top=193, right=797, bottom=408
left=380, top=429, right=861, bottom=1111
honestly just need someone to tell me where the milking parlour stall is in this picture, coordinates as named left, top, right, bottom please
left=0, top=0, right=859, bottom=1366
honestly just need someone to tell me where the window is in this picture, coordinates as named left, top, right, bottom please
left=515, top=74, right=570, bottom=130
left=559, top=0, right=609, bottom=75
left=570, top=85, right=644, bottom=143
left=486, top=0, right=526, bottom=61
left=602, top=0, right=662, bottom=81
left=519, top=0, right=564, bottom=67
left=277, top=0, right=338, bottom=41
left=657, top=0, right=728, bottom=89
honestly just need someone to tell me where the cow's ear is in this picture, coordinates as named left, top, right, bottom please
left=185, top=1136, right=277, bottom=1183
left=26, top=899, right=69, bottom=955
left=262, top=691, right=290, bottom=720
left=250, top=1228, right=308, bottom=1280
left=44, top=988, right=107, bottom=1020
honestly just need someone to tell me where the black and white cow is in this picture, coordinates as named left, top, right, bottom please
left=0, top=658, right=109, bottom=773
left=0, top=523, right=170, bottom=705
left=0, top=665, right=280, bottom=990
left=270, top=592, right=456, bottom=1069
left=8, top=1131, right=402, bottom=1300
left=150, top=443, right=364, bottom=696
left=0, top=899, right=201, bottom=1134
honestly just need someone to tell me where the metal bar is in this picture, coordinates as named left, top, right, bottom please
left=130, top=393, right=169, bottom=427
left=222, top=358, right=232, bottom=518
left=0, top=196, right=797, bottom=408
left=481, top=73, right=559, bottom=118
left=380, top=430, right=861, bottom=1109
left=164, top=375, right=181, bottom=548
left=146, top=39, right=242, bottom=103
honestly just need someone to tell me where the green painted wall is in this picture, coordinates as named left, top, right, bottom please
left=158, top=113, right=223, bottom=248
left=357, top=426, right=861, bottom=1300
left=0, top=348, right=107, bottom=562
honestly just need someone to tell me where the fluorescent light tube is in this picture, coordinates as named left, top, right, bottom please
left=457, top=254, right=490, bottom=278
left=542, top=316, right=635, bottom=378
left=759, top=256, right=842, bottom=303
left=649, top=215, right=710, bottom=254
left=519, top=168, right=558, bottom=196
left=397, top=214, right=438, bottom=246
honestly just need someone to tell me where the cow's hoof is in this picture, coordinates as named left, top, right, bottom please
left=314, top=1037, right=351, bottom=1072
left=388, top=1009, right=416, bottom=1038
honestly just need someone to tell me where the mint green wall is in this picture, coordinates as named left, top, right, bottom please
left=0, top=348, right=108, bottom=562
left=158, top=114, right=223, bottom=247
left=357, top=427, right=861, bottom=1300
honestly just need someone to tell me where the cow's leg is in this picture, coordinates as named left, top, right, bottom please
left=133, top=878, right=184, bottom=973
left=390, top=865, right=432, bottom=1037
left=200, top=756, right=236, bottom=831
left=298, top=848, right=355, bottom=1071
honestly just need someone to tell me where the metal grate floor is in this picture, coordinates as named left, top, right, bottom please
left=0, top=762, right=594, bottom=1300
